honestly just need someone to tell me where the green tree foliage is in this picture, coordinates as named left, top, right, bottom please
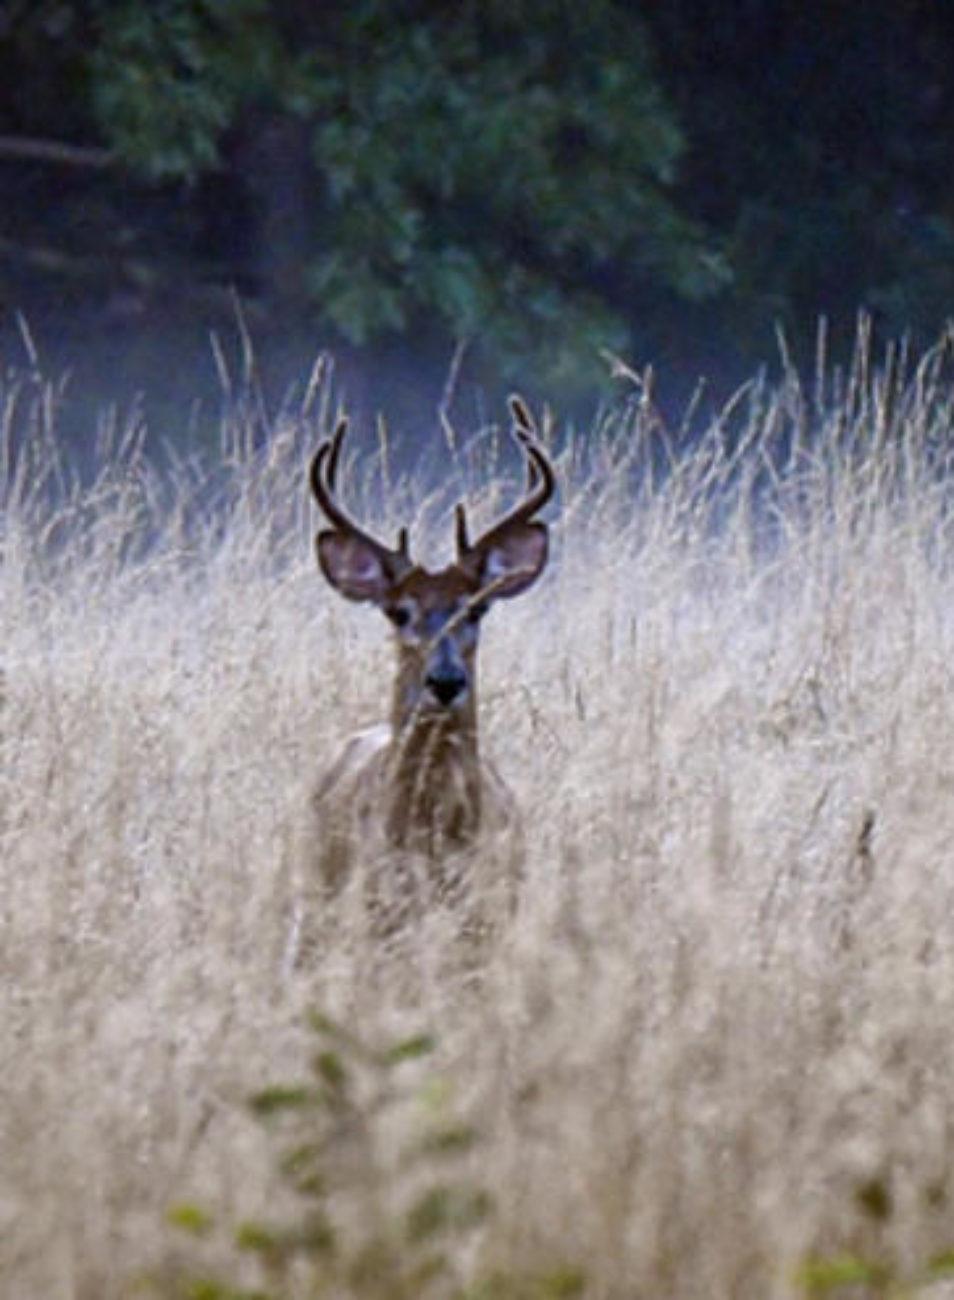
left=83, top=0, right=726, bottom=384
left=4, top=1, right=953, bottom=395
left=89, top=1, right=280, bottom=180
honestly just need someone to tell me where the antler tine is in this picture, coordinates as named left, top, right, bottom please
left=506, top=393, right=554, bottom=518
left=309, top=416, right=412, bottom=572
left=308, top=415, right=347, bottom=510
left=456, top=395, right=555, bottom=559
left=508, top=393, right=536, bottom=437
left=325, top=413, right=348, bottom=489
left=455, top=502, right=470, bottom=553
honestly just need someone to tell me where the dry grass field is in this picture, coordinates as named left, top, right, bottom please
left=4, top=328, right=954, bottom=1299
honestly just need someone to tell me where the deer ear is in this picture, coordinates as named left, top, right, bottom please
left=477, top=522, right=548, bottom=599
left=316, top=531, right=395, bottom=603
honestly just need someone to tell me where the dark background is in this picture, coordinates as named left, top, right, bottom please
left=1, top=1, right=952, bottom=448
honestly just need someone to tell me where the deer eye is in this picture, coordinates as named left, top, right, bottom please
left=387, top=600, right=421, bottom=631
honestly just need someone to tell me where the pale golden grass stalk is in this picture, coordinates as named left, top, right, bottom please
left=4, top=327, right=954, bottom=1298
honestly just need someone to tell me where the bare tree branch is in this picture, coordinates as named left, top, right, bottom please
left=0, top=135, right=115, bottom=169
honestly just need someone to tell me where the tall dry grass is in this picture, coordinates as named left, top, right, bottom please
left=4, top=325, right=954, bottom=1298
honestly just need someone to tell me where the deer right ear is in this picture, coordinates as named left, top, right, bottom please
left=471, top=522, right=549, bottom=599
left=316, top=532, right=395, bottom=603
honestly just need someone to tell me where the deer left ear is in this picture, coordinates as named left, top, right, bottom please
left=477, top=522, right=549, bottom=599
left=316, top=530, right=396, bottom=603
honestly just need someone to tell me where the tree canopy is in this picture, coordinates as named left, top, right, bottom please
left=1, top=1, right=953, bottom=393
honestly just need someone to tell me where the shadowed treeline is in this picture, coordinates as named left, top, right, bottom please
left=2, top=2, right=954, bottom=417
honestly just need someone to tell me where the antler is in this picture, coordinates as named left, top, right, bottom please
left=310, top=416, right=412, bottom=572
left=455, top=395, right=555, bottom=558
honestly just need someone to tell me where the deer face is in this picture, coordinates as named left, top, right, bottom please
left=317, top=528, right=547, bottom=717
left=384, top=568, right=484, bottom=713
left=311, top=397, right=553, bottom=722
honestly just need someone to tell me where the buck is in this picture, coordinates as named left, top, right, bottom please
left=309, top=396, right=554, bottom=920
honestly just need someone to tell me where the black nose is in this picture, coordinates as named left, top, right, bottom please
left=425, top=670, right=467, bottom=706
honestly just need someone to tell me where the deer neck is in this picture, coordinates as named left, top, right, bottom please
left=385, top=667, right=482, bottom=850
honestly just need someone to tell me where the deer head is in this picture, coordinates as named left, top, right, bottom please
left=310, top=396, right=554, bottom=731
